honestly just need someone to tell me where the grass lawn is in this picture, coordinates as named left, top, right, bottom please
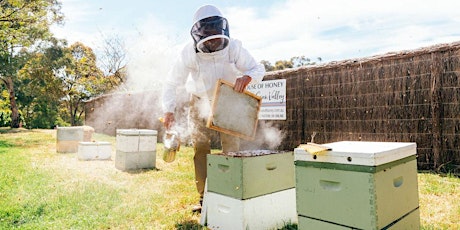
left=0, top=128, right=459, bottom=229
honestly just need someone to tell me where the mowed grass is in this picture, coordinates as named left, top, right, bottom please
left=0, top=129, right=202, bottom=229
left=0, top=128, right=459, bottom=229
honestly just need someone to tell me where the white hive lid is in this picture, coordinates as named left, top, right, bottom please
left=116, top=129, right=140, bottom=135
left=79, top=141, right=111, bottom=146
left=138, top=129, right=157, bottom=135
left=295, top=141, right=416, bottom=166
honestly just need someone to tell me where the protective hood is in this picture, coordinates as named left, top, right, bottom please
left=191, top=5, right=230, bottom=53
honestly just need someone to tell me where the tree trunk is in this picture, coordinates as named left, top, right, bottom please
left=5, top=77, right=20, bottom=128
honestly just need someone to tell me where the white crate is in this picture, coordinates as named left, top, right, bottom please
left=205, top=188, right=297, bottom=230
left=77, top=142, right=112, bottom=160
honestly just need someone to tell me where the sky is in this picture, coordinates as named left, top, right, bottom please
left=50, top=0, right=460, bottom=90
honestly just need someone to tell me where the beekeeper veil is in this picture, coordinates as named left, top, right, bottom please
left=191, top=5, right=230, bottom=53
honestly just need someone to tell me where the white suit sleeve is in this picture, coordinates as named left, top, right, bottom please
left=232, top=39, right=265, bottom=83
left=162, top=47, right=191, bottom=113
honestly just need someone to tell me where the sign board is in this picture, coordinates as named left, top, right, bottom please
left=246, top=79, right=286, bottom=120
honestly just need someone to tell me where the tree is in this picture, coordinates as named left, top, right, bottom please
left=0, top=89, right=11, bottom=126
left=275, top=60, right=293, bottom=70
left=260, top=60, right=275, bottom=72
left=17, top=39, right=67, bottom=128
left=99, top=34, right=127, bottom=90
left=15, top=39, right=121, bottom=128
left=291, top=55, right=312, bottom=67
left=58, top=42, right=115, bottom=126
left=260, top=55, right=321, bottom=72
left=0, top=0, right=63, bottom=127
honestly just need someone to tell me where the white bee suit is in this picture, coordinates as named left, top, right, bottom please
left=160, top=4, right=265, bottom=203
left=161, top=39, right=265, bottom=113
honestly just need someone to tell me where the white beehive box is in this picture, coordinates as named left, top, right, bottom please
left=56, top=126, right=84, bottom=153
left=115, top=129, right=157, bottom=171
left=77, top=141, right=112, bottom=160
left=295, top=141, right=419, bottom=230
left=116, top=129, right=157, bottom=152
left=205, top=188, right=297, bottom=230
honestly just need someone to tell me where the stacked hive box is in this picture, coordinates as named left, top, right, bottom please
left=56, top=126, right=95, bottom=153
left=205, top=151, right=297, bottom=230
left=115, top=129, right=157, bottom=171
left=82, top=125, right=95, bottom=141
left=295, top=141, right=420, bottom=230
left=56, top=126, right=84, bottom=153
left=77, top=141, right=112, bottom=160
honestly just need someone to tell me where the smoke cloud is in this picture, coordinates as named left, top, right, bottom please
left=88, top=17, right=286, bottom=150
left=86, top=17, right=191, bottom=136
left=239, top=120, right=285, bottom=151
left=122, top=17, right=184, bottom=92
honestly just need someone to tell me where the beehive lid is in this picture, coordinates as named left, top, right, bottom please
left=79, top=141, right=111, bottom=146
left=294, top=141, right=416, bottom=166
left=219, top=150, right=284, bottom=157
left=57, top=126, right=83, bottom=130
left=138, top=129, right=157, bottom=136
left=116, top=129, right=139, bottom=136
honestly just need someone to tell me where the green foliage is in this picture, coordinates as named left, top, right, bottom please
left=0, top=0, right=63, bottom=45
left=57, top=42, right=113, bottom=125
left=17, top=39, right=67, bottom=128
left=0, top=0, right=64, bottom=128
left=0, top=90, right=11, bottom=126
left=54, top=115, right=70, bottom=127
left=0, top=0, right=63, bottom=74
left=275, top=59, right=294, bottom=70
left=1, top=1, right=124, bottom=128
left=14, top=39, right=120, bottom=128
left=261, top=56, right=322, bottom=71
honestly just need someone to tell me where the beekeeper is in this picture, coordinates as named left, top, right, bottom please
left=161, top=4, right=265, bottom=212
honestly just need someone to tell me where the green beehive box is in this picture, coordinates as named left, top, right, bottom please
left=298, top=208, right=420, bottom=230
left=295, top=141, right=420, bottom=230
left=207, top=151, right=295, bottom=200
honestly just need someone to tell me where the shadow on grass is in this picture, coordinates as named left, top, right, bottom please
left=122, top=168, right=162, bottom=174
left=174, top=219, right=298, bottom=230
left=175, top=219, right=204, bottom=230
left=0, top=127, right=30, bottom=134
